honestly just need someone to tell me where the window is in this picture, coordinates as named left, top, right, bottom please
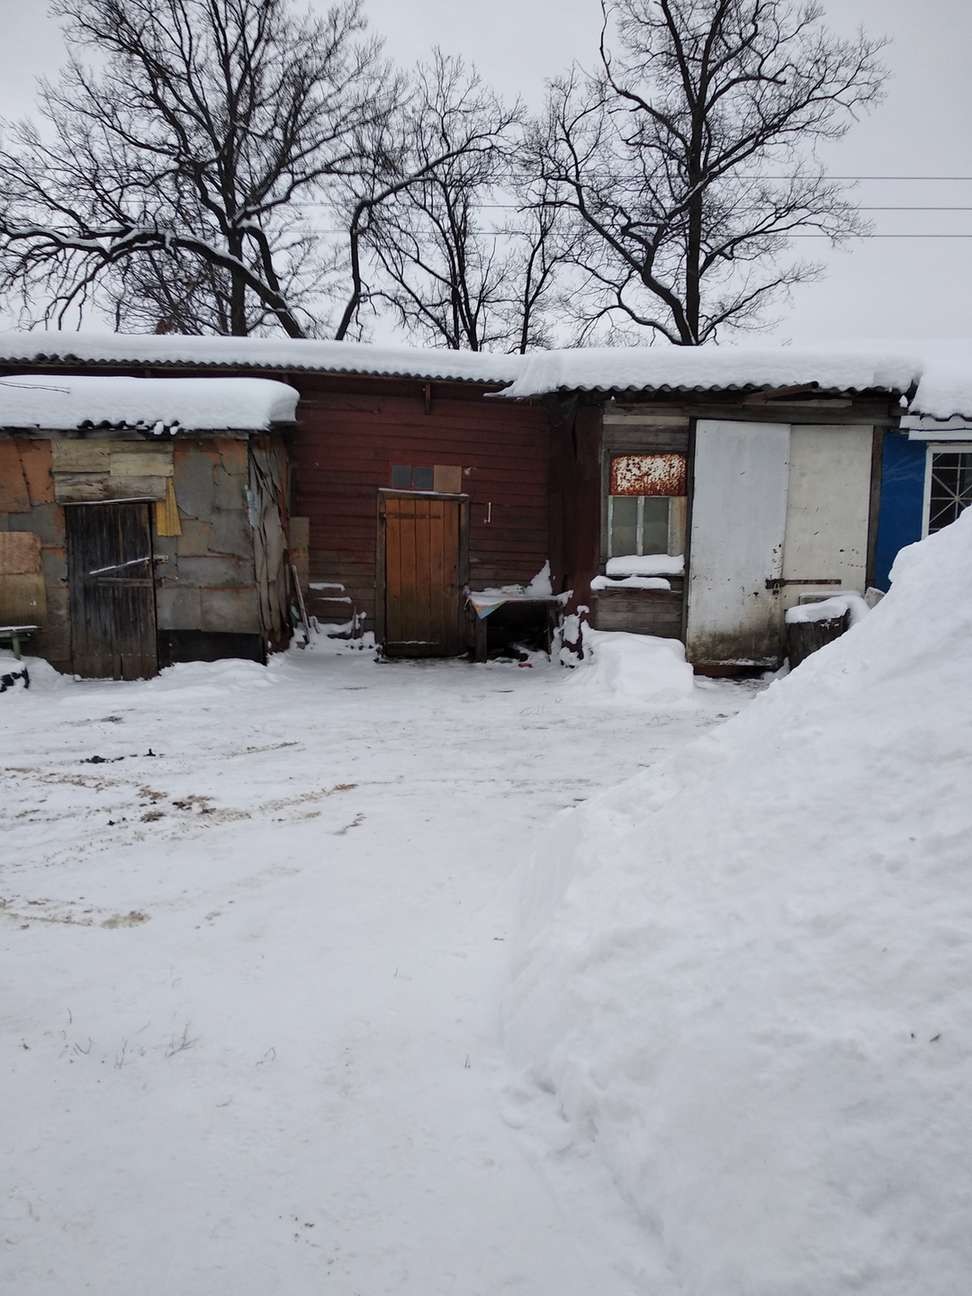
left=391, top=464, right=435, bottom=490
left=606, top=452, right=687, bottom=558
left=390, top=464, right=462, bottom=492
left=925, top=446, right=972, bottom=535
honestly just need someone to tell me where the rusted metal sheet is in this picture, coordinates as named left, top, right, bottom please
left=0, top=440, right=31, bottom=510
left=65, top=500, right=158, bottom=679
left=0, top=531, right=42, bottom=575
left=610, top=452, right=686, bottom=497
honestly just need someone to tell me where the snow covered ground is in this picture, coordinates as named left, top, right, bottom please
left=0, top=643, right=755, bottom=1295
left=507, top=514, right=972, bottom=1295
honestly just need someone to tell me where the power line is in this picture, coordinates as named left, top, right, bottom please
left=297, top=202, right=972, bottom=212
left=302, top=228, right=972, bottom=239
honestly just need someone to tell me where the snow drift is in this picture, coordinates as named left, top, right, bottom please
left=507, top=510, right=972, bottom=1295
left=570, top=629, right=696, bottom=708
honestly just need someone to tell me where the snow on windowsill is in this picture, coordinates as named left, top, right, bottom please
left=591, top=575, right=672, bottom=592
left=605, top=554, right=684, bottom=578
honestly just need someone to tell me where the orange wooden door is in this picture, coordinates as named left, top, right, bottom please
left=380, top=492, right=464, bottom=656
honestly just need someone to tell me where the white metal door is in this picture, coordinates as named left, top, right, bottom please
left=686, top=420, right=790, bottom=666
left=781, top=424, right=874, bottom=613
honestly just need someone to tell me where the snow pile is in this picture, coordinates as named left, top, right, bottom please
left=507, top=510, right=972, bottom=1296
left=605, top=553, right=684, bottom=578
left=784, top=591, right=869, bottom=626
left=0, top=374, right=297, bottom=432
left=570, top=629, right=696, bottom=707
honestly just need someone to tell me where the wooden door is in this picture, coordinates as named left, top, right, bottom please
left=379, top=491, right=466, bottom=657
left=686, top=420, right=790, bottom=667
left=66, top=501, right=159, bottom=679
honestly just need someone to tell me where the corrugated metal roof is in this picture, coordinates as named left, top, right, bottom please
left=2, top=332, right=971, bottom=417
left=0, top=331, right=519, bottom=386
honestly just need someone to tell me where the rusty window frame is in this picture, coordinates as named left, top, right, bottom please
left=609, top=452, right=686, bottom=497
left=604, top=451, right=688, bottom=560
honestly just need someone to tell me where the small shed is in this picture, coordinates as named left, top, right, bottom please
left=0, top=374, right=297, bottom=678
left=500, top=346, right=917, bottom=670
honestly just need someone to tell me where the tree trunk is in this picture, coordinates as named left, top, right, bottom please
left=227, top=231, right=247, bottom=336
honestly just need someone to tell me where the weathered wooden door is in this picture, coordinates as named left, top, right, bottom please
left=66, top=501, right=158, bottom=679
left=686, top=420, right=791, bottom=667
left=379, top=491, right=466, bottom=657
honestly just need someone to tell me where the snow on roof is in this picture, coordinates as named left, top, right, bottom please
left=0, top=374, right=298, bottom=433
left=905, top=339, right=972, bottom=422
left=499, top=343, right=923, bottom=400
left=3, top=330, right=972, bottom=420
left=0, top=330, right=518, bottom=386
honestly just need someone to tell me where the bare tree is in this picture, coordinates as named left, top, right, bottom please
left=529, top=0, right=888, bottom=345
left=0, top=0, right=391, bottom=336
left=331, top=54, right=511, bottom=343
left=103, top=202, right=328, bottom=336
left=356, top=53, right=572, bottom=353
left=346, top=53, right=519, bottom=351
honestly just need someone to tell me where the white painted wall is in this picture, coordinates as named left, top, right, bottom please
left=781, top=424, right=874, bottom=613
left=686, top=421, right=790, bottom=665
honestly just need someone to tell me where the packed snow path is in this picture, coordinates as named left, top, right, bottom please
left=1, top=649, right=755, bottom=1295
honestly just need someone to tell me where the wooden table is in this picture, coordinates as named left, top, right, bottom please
left=465, top=593, right=562, bottom=662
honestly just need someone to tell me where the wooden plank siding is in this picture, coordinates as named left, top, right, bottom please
left=291, top=383, right=551, bottom=632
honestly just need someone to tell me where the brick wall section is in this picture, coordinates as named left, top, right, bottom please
left=291, top=382, right=551, bottom=631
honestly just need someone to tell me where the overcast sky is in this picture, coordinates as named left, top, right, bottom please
left=0, top=0, right=970, bottom=344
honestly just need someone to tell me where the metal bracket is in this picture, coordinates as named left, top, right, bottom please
left=765, top=578, right=842, bottom=591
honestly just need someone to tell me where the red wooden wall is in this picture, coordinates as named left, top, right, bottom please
left=290, top=377, right=553, bottom=630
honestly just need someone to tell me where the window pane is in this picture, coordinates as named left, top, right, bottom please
left=641, top=497, right=670, bottom=554
left=929, top=450, right=972, bottom=533
left=609, top=495, right=639, bottom=556
left=412, top=466, right=434, bottom=490
left=391, top=464, right=411, bottom=488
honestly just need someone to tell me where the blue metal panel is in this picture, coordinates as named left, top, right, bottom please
left=873, top=432, right=926, bottom=590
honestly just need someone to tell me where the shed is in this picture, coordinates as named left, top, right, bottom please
left=2, top=332, right=957, bottom=676
left=500, top=346, right=917, bottom=670
left=0, top=334, right=539, bottom=664
left=0, top=373, right=297, bottom=678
